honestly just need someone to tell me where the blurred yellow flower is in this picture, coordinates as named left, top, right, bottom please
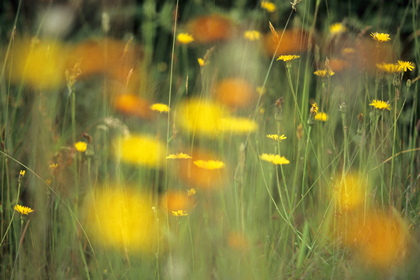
left=314, top=112, right=328, bottom=121
left=218, top=117, right=258, bottom=134
left=314, top=70, right=335, bottom=77
left=10, top=38, right=68, bottom=89
left=161, top=191, right=195, bottom=213
left=261, top=1, right=276, bottom=12
left=266, top=134, right=287, bottom=141
left=329, top=23, right=347, bottom=35
left=369, top=99, right=391, bottom=111
left=166, top=153, right=192, bottom=159
left=397, top=60, right=415, bottom=72
left=259, top=154, right=290, bottom=165
left=244, top=30, right=261, bottom=41
left=150, top=103, right=170, bottom=113
left=177, top=33, right=195, bottom=44
left=19, top=170, right=26, bottom=176
left=74, top=141, right=87, bottom=152
left=14, top=204, right=33, bottom=215
left=197, top=58, right=207, bottom=66
left=113, top=134, right=167, bottom=168
left=370, top=32, right=391, bottom=42
left=310, top=103, right=319, bottom=115
left=376, top=62, right=403, bottom=73
left=277, top=55, right=300, bottom=62
left=187, top=188, right=196, bottom=196
left=176, top=98, right=226, bottom=137
left=193, top=160, right=225, bottom=170
left=84, top=187, right=162, bottom=253
left=171, top=210, right=188, bottom=217
left=333, top=172, right=368, bottom=212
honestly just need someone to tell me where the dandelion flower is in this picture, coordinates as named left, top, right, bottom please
left=244, top=30, right=261, bottom=41
left=193, top=160, right=225, bottom=170
left=74, top=141, right=87, bottom=152
left=266, top=134, right=287, bottom=141
left=370, top=32, right=391, bottom=42
left=329, top=23, right=347, bottom=35
left=314, top=112, right=329, bottom=121
left=310, top=103, right=319, bottom=115
left=171, top=210, right=188, bottom=217
left=259, top=153, right=290, bottom=165
left=261, top=1, right=276, bottom=13
left=369, top=100, right=391, bottom=111
left=197, top=58, right=207, bottom=66
left=187, top=188, right=196, bottom=196
left=376, top=63, right=403, bottom=73
left=177, top=33, right=195, bottom=44
left=150, top=103, right=170, bottom=113
left=218, top=117, right=258, bottom=134
left=397, top=60, right=415, bottom=72
left=277, top=55, right=300, bottom=62
left=314, top=69, right=335, bottom=77
left=166, top=153, right=192, bottom=159
left=14, top=204, right=33, bottom=215
left=19, top=170, right=26, bottom=176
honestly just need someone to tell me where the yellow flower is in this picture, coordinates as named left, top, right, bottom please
left=329, top=23, right=347, bottom=35
left=261, top=1, right=276, bottom=13
left=259, top=153, right=290, bottom=165
left=314, top=69, right=335, bottom=77
left=314, top=112, right=328, bottom=121
left=276, top=55, right=300, bottom=62
left=310, top=103, right=319, bottom=115
left=113, top=134, right=167, bottom=168
left=177, top=33, right=195, bottom=44
left=397, top=60, right=415, bottom=72
left=266, top=134, right=287, bottom=141
left=333, top=172, right=368, bottom=212
left=218, top=117, right=258, bottom=134
left=369, top=100, right=391, bottom=111
left=74, top=141, right=87, bottom=152
left=19, top=170, right=26, bottom=176
left=243, top=30, right=261, bottom=41
left=187, top=188, right=196, bottom=196
left=193, top=160, right=225, bottom=170
left=150, top=103, right=170, bottom=113
left=197, top=58, right=207, bottom=66
left=171, top=210, right=188, bottom=217
left=376, top=63, right=403, bottom=73
left=14, top=204, right=33, bottom=215
left=176, top=98, right=226, bottom=137
left=256, top=86, right=266, bottom=95
left=84, top=187, right=163, bottom=253
left=166, top=153, right=192, bottom=159
left=370, top=32, right=391, bottom=42
left=49, top=163, right=58, bottom=169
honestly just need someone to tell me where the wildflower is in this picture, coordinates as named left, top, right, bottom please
left=113, top=134, right=167, bottom=168
left=187, top=188, right=196, bottom=196
left=177, top=33, right=195, bottom=44
left=244, top=30, right=261, bottom=41
left=256, top=86, right=266, bottom=95
left=113, top=93, right=153, bottom=119
left=186, top=14, right=234, bottom=43
left=197, top=58, right=207, bottom=66
left=333, top=172, right=368, bottom=212
left=19, top=170, right=26, bottom=176
left=217, top=117, right=258, bottom=134
left=261, top=1, right=276, bottom=13
left=397, top=60, right=415, bottom=72
left=150, top=103, right=170, bottom=113
left=266, top=134, right=287, bottom=141
left=161, top=191, right=195, bottom=212
left=193, top=160, right=225, bottom=170
left=213, top=78, right=256, bottom=110
left=74, top=141, right=87, bottom=152
left=310, top=103, right=319, bottom=116
left=264, top=29, right=311, bottom=56
left=369, top=100, right=391, bottom=111
left=259, top=153, right=290, bottom=165
left=314, top=69, right=335, bottom=77
left=166, top=153, right=192, bottom=159
left=277, top=55, right=300, bottom=62
left=172, top=210, right=188, bottom=217
left=376, top=63, right=403, bottom=73
left=83, top=187, right=163, bottom=253
left=370, top=32, right=391, bottom=42
left=329, top=23, right=347, bottom=35
left=49, top=163, right=58, bottom=169
left=14, top=204, right=33, bottom=215
left=228, top=231, right=249, bottom=250
left=314, top=112, right=328, bottom=121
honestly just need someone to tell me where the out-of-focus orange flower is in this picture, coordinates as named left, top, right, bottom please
left=160, top=190, right=195, bottom=213
left=213, top=78, right=256, bottom=110
left=83, top=186, right=163, bottom=254
left=227, top=231, right=249, bottom=250
left=186, top=14, right=235, bottom=43
left=10, top=38, right=68, bottom=89
left=113, top=93, right=153, bottom=119
left=263, top=29, right=312, bottom=56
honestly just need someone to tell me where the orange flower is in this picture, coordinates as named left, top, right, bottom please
left=212, top=78, right=256, bottom=110
left=263, top=29, right=311, bottom=56
left=113, top=93, right=153, bottom=119
left=160, top=190, right=195, bottom=213
left=186, top=14, right=235, bottom=44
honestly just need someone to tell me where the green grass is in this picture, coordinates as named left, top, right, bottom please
left=1, top=0, right=420, bottom=279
